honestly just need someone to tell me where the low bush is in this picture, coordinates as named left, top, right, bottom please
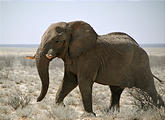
left=8, top=90, right=31, bottom=110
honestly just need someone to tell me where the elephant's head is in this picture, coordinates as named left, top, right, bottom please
left=28, top=21, right=97, bottom=102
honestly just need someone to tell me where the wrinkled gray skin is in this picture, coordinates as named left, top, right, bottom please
left=34, top=21, right=164, bottom=116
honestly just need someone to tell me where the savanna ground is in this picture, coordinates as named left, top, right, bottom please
left=0, top=47, right=165, bottom=120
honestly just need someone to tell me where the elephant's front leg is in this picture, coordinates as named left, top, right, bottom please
left=78, top=77, right=95, bottom=116
left=55, top=71, right=78, bottom=104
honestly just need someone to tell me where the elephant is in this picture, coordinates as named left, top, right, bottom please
left=27, top=21, right=164, bottom=116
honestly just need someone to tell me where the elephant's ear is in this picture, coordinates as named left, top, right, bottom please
left=67, top=21, right=98, bottom=58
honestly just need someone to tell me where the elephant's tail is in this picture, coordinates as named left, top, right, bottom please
left=153, top=74, right=164, bottom=83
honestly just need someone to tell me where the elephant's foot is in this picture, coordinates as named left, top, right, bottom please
left=81, top=111, right=96, bottom=118
left=55, top=101, right=65, bottom=107
left=157, top=95, right=165, bottom=109
left=109, top=105, right=120, bottom=114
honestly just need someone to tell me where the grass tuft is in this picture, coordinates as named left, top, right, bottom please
left=48, top=104, right=79, bottom=120
left=8, top=90, right=31, bottom=110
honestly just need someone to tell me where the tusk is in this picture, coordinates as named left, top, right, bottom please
left=46, top=54, right=54, bottom=60
left=26, top=56, right=35, bottom=60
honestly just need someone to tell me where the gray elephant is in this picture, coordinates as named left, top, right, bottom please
left=27, top=21, right=164, bottom=116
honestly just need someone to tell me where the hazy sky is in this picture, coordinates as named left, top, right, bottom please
left=0, top=0, right=165, bottom=44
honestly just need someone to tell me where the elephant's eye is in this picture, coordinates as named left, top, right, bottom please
left=55, top=40, right=59, bottom=43
left=52, top=37, right=60, bottom=44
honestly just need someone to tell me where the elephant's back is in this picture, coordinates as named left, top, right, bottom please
left=97, top=32, right=138, bottom=60
left=102, top=32, right=139, bottom=46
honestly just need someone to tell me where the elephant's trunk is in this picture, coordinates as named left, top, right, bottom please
left=35, top=46, right=50, bottom=102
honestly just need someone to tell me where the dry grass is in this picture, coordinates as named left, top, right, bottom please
left=8, top=89, right=31, bottom=110
left=0, top=47, right=165, bottom=120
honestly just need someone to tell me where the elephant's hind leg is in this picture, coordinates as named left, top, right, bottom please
left=109, top=86, right=124, bottom=113
left=143, top=83, right=165, bottom=108
left=138, top=74, right=165, bottom=108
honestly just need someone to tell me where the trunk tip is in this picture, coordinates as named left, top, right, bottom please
left=37, top=97, right=43, bottom=102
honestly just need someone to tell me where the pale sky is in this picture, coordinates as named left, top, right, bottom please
left=0, top=0, right=165, bottom=44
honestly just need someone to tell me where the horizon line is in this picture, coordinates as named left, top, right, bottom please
left=0, top=43, right=165, bottom=48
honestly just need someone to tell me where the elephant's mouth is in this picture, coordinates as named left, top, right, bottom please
left=46, top=53, right=56, bottom=60
left=46, top=49, right=57, bottom=60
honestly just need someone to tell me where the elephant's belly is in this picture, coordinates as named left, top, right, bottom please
left=95, top=69, right=122, bottom=86
left=95, top=67, right=135, bottom=87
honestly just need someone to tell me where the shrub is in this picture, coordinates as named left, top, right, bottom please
left=8, top=90, right=31, bottom=110
left=128, top=88, right=156, bottom=111
left=0, top=68, right=10, bottom=79
left=0, top=55, right=15, bottom=68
